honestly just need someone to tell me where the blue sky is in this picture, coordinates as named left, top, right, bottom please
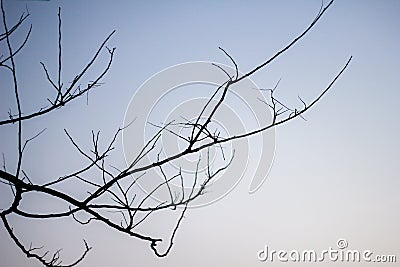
left=1, top=0, right=399, bottom=266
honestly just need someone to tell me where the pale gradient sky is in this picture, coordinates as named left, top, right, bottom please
left=1, top=0, right=399, bottom=266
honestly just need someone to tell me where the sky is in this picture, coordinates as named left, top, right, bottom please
left=1, top=0, right=399, bottom=266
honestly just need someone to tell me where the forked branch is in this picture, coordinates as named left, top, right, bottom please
left=0, top=0, right=351, bottom=266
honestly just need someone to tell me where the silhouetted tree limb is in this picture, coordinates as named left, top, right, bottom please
left=0, top=0, right=351, bottom=266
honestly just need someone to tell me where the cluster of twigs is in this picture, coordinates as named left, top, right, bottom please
left=0, top=0, right=351, bottom=266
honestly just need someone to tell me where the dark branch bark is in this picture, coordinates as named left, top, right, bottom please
left=0, top=0, right=351, bottom=266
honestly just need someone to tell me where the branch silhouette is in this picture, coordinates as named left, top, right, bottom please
left=0, top=0, right=351, bottom=266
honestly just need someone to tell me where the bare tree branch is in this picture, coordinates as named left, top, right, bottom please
left=0, top=0, right=352, bottom=266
